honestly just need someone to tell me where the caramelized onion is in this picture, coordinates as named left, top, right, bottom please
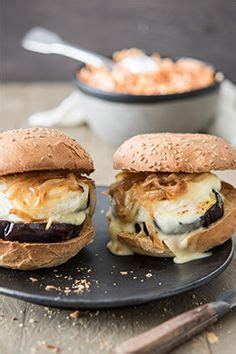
left=109, top=172, right=206, bottom=222
left=0, top=171, right=94, bottom=222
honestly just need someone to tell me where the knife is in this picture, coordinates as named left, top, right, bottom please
left=114, top=289, right=236, bottom=354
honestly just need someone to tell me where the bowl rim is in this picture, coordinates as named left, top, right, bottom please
left=73, top=56, right=224, bottom=104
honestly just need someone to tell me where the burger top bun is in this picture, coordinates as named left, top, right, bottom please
left=0, top=128, right=94, bottom=176
left=113, top=133, right=236, bottom=173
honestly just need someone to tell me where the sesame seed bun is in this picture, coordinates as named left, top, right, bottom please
left=0, top=128, right=94, bottom=176
left=115, top=182, right=236, bottom=258
left=0, top=217, right=94, bottom=270
left=113, top=133, right=236, bottom=173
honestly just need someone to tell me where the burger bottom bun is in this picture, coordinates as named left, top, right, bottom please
left=0, top=218, right=94, bottom=270
left=116, top=182, right=236, bottom=258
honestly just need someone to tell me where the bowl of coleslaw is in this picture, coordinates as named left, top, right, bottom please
left=74, top=49, right=223, bottom=146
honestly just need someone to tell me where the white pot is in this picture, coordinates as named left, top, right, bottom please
left=78, top=89, right=219, bottom=146
left=75, top=66, right=223, bottom=146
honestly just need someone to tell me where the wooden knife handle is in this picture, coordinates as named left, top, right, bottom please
left=114, top=301, right=230, bottom=354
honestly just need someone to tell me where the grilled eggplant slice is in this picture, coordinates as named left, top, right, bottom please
left=0, top=221, right=83, bottom=243
left=135, top=222, right=149, bottom=235
left=154, top=190, right=224, bottom=235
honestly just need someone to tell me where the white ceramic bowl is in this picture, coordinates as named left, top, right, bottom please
left=74, top=60, right=223, bottom=146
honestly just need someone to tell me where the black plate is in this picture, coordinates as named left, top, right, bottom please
left=0, top=187, right=233, bottom=309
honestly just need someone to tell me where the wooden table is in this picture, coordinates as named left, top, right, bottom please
left=0, top=83, right=235, bottom=354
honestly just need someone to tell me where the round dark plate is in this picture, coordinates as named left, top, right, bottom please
left=0, top=187, right=233, bottom=309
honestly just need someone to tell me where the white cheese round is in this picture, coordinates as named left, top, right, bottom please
left=0, top=181, right=89, bottom=225
left=153, top=173, right=221, bottom=235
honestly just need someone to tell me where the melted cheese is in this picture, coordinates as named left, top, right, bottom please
left=0, top=176, right=89, bottom=226
left=107, top=210, right=134, bottom=255
left=108, top=172, right=222, bottom=263
left=159, top=232, right=212, bottom=264
left=54, top=210, right=87, bottom=225
left=153, top=173, right=221, bottom=234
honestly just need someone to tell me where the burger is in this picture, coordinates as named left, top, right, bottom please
left=107, top=133, right=236, bottom=263
left=0, top=128, right=95, bottom=270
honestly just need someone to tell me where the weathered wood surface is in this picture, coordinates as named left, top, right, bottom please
left=0, top=83, right=235, bottom=354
